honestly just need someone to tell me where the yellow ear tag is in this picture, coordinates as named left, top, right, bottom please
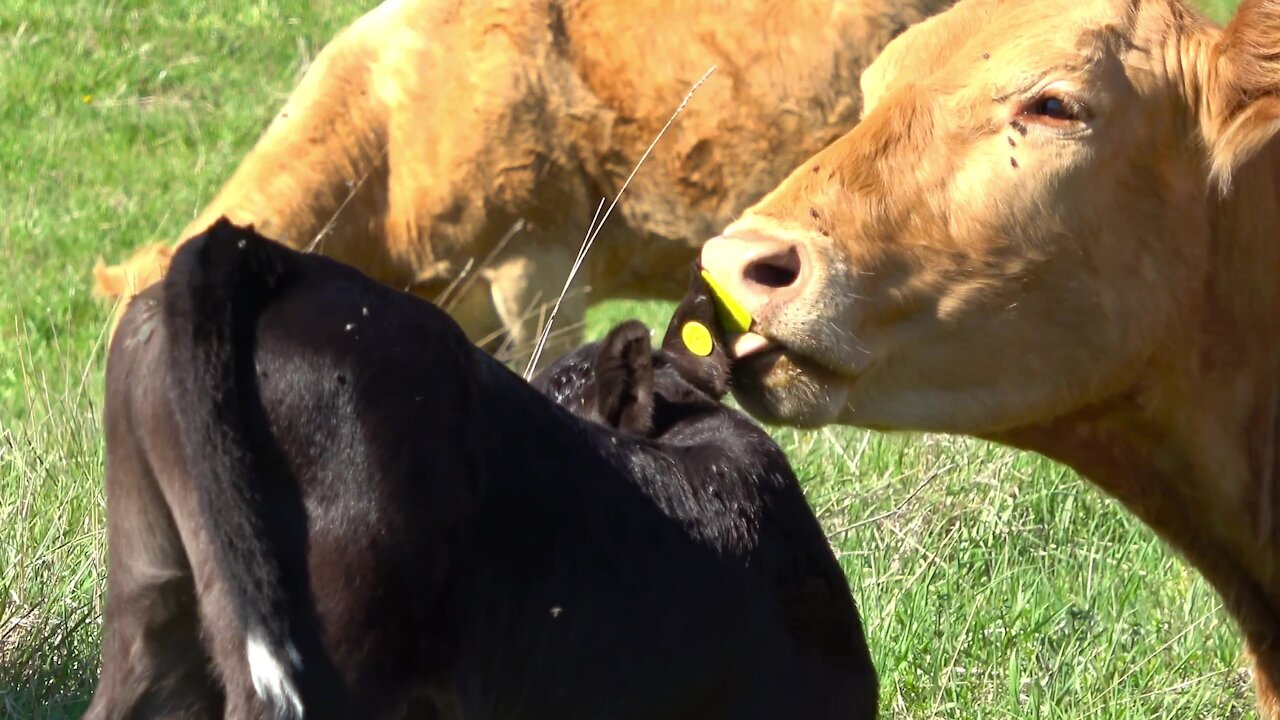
left=700, top=269, right=753, bottom=335
left=681, top=321, right=714, bottom=357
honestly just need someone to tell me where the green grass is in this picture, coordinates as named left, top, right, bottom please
left=0, top=0, right=1252, bottom=717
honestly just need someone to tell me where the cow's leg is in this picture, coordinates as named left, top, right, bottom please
left=86, top=411, right=221, bottom=719
left=484, top=243, right=587, bottom=369
left=425, top=275, right=507, bottom=350
left=1251, top=644, right=1280, bottom=720
left=413, top=241, right=587, bottom=370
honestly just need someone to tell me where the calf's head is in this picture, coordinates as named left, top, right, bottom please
left=534, top=269, right=735, bottom=435
left=701, top=0, right=1280, bottom=433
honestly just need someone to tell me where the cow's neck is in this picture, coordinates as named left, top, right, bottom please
left=990, top=377, right=1280, bottom=641
left=992, top=143, right=1280, bottom=663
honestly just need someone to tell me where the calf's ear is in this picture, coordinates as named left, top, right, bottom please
left=1202, top=0, right=1280, bottom=189
left=593, top=321, right=656, bottom=435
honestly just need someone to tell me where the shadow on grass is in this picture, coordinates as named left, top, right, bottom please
left=1, top=603, right=98, bottom=720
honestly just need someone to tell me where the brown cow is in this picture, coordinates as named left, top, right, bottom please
left=700, top=0, right=1280, bottom=714
left=93, top=0, right=951, bottom=359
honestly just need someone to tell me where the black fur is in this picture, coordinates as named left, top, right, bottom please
left=590, top=321, right=656, bottom=434
left=162, top=220, right=305, bottom=709
left=88, top=219, right=878, bottom=719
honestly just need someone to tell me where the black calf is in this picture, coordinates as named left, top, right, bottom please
left=86, top=219, right=877, bottom=719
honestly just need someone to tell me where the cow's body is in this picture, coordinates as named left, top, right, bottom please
left=698, top=0, right=1280, bottom=714
left=86, top=220, right=876, bottom=719
left=92, top=0, right=951, bottom=359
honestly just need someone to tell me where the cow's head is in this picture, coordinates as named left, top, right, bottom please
left=700, top=0, right=1280, bottom=432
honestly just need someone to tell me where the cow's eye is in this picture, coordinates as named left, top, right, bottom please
left=1022, top=92, right=1090, bottom=127
left=1035, top=96, right=1073, bottom=119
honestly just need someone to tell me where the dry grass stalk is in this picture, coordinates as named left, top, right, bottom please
left=522, top=65, right=718, bottom=380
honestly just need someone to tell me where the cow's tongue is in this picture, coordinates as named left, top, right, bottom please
left=730, top=332, right=775, bottom=359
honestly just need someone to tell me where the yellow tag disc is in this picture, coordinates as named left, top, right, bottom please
left=681, top=321, right=714, bottom=357
left=700, top=269, right=753, bottom=335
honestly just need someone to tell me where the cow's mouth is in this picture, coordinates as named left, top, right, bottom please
left=696, top=271, right=853, bottom=425
left=728, top=331, right=777, bottom=360
left=730, top=329, right=849, bottom=378
left=725, top=331, right=851, bottom=427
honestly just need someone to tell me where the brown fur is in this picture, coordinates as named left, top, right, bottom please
left=93, top=244, right=174, bottom=301
left=701, top=0, right=1280, bottom=714
left=93, top=0, right=951, bottom=359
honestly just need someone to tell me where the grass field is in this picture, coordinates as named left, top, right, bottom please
left=0, top=0, right=1255, bottom=717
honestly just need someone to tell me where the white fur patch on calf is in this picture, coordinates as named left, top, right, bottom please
left=246, top=632, right=305, bottom=719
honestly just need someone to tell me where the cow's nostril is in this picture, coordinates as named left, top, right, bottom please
left=743, top=247, right=802, bottom=289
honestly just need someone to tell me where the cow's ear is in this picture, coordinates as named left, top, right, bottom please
left=593, top=321, right=655, bottom=435
left=1202, top=0, right=1280, bottom=189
